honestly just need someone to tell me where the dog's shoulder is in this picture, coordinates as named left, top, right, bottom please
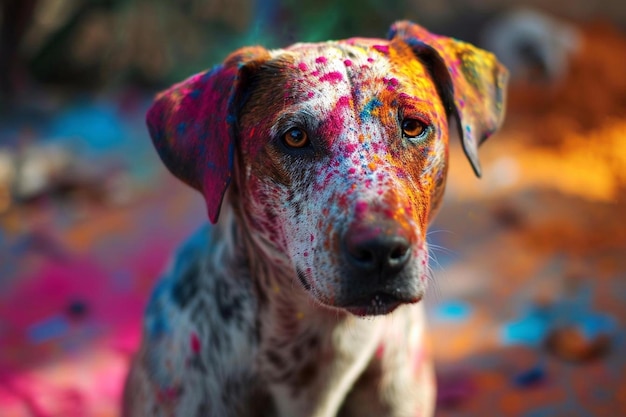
left=135, top=221, right=264, bottom=413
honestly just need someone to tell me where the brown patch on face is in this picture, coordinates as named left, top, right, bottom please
left=236, top=56, right=304, bottom=188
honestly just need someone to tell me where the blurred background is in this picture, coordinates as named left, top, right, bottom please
left=0, top=0, right=625, bottom=416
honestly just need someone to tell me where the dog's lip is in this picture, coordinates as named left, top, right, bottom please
left=341, top=292, right=422, bottom=317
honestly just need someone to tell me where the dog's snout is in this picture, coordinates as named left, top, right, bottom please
left=343, top=224, right=412, bottom=275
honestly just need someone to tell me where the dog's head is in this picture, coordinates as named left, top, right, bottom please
left=147, top=21, right=507, bottom=316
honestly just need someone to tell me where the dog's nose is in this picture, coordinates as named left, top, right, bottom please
left=343, top=223, right=412, bottom=275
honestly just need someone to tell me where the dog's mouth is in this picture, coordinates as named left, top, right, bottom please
left=341, top=291, right=422, bottom=317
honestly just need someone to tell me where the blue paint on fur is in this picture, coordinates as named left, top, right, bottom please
left=359, top=98, right=382, bottom=121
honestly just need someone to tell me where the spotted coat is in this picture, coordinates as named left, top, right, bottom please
left=124, top=20, right=507, bottom=417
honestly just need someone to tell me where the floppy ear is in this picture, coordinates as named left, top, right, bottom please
left=147, top=46, right=270, bottom=223
left=388, top=21, right=508, bottom=177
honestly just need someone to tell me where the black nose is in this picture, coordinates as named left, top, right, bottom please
left=343, top=224, right=412, bottom=276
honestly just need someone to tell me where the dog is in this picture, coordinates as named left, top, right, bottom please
left=123, top=20, right=507, bottom=417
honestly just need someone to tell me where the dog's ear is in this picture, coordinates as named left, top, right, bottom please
left=388, top=21, right=508, bottom=176
left=147, top=46, right=270, bottom=223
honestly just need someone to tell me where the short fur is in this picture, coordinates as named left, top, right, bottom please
left=124, top=21, right=507, bottom=417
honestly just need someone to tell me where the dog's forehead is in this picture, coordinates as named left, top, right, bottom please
left=283, top=38, right=391, bottom=69
left=260, top=39, right=439, bottom=123
left=274, top=39, right=395, bottom=93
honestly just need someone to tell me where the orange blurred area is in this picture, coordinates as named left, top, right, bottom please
left=430, top=19, right=626, bottom=416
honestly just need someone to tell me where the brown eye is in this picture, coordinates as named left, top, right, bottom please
left=401, top=118, right=428, bottom=139
left=283, top=127, right=309, bottom=148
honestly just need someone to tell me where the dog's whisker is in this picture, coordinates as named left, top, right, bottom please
left=427, top=243, right=456, bottom=257
left=426, top=228, right=454, bottom=238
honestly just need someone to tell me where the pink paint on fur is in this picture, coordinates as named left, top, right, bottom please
left=319, top=72, right=344, bottom=83
left=373, top=45, right=389, bottom=54
left=191, top=333, right=201, bottom=353
left=337, top=96, right=351, bottom=107
left=386, top=77, right=399, bottom=90
left=355, top=201, right=368, bottom=218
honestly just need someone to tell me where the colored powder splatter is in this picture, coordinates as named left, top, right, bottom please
left=359, top=98, right=383, bottom=120
left=191, top=332, right=201, bottom=353
left=337, top=96, right=351, bottom=107
left=354, top=201, right=368, bottom=217
left=386, top=77, right=399, bottom=90
left=319, top=72, right=343, bottom=83
left=373, top=45, right=389, bottom=54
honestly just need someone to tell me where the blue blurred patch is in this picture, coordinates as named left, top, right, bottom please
left=434, top=300, right=473, bottom=322
left=579, top=313, right=618, bottom=339
left=47, top=101, right=127, bottom=154
left=513, top=363, right=546, bottom=387
left=27, top=315, right=70, bottom=344
left=500, top=291, right=618, bottom=347
left=501, top=313, right=550, bottom=346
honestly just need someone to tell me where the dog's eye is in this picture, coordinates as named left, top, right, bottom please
left=401, top=118, right=428, bottom=139
left=283, top=127, right=310, bottom=148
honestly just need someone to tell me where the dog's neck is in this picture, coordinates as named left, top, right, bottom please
left=213, top=196, right=416, bottom=415
left=219, top=192, right=366, bottom=338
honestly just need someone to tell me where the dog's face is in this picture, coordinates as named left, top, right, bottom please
left=236, top=40, right=448, bottom=314
left=147, top=21, right=508, bottom=316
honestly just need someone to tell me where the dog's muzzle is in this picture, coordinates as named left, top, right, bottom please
left=338, top=219, right=423, bottom=316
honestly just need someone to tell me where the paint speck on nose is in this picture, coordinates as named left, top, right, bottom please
left=298, top=62, right=308, bottom=71
left=367, top=57, right=375, bottom=63
left=344, top=59, right=352, bottom=66
left=315, top=56, right=327, bottom=64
